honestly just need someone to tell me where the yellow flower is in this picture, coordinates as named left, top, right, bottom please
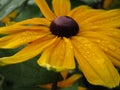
left=1, top=10, right=17, bottom=23
left=39, top=71, right=81, bottom=89
left=0, top=0, right=120, bottom=88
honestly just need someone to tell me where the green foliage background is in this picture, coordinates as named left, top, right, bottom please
left=0, top=0, right=120, bottom=90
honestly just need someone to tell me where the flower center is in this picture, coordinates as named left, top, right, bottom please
left=50, top=16, right=79, bottom=38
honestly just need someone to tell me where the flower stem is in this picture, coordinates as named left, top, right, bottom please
left=51, top=72, right=59, bottom=90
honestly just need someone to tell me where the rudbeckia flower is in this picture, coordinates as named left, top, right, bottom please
left=0, top=0, right=120, bottom=88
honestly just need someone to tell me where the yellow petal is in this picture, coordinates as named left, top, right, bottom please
left=0, top=18, right=50, bottom=34
left=52, top=0, right=71, bottom=16
left=37, top=38, right=75, bottom=72
left=82, top=32, right=120, bottom=62
left=38, top=84, right=52, bottom=89
left=60, top=71, right=69, bottom=79
left=37, top=38, right=61, bottom=71
left=67, top=5, right=91, bottom=27
left=62, top=38, right=75, bottom=70
left=15, top=18, right=50, bottom=26
left=78, top=86, right=87, bottom=90
left=1, top=18, right=10, bottom=23
left=67, top=5, right=91, bottom=17
left=0, top=30, right=50, bottom=49
left=81, top=26, right=120, bottom=39
left=0, top=25, right=49, bottom=34
left=75, top=10, right=105, bottom=27
left=82, top=9, right=120, bottom=27
left=108, top=55, right=120, bottom=68
left=39, top=74, right=81, bottom=89
left=96, top=28, right=120, bottom=39
left=68, top=6, right=104, bottom=28
left=72, top=36, right=119, bottom=88
left=1, top=10, right=17, bottom=23
left=0, top=35, right=56, bottom=66
left=35, top=0, right=56, bottom=21
left=5, top=21, right=16, bottom=26
left=58, top=74, right=81, bottom=88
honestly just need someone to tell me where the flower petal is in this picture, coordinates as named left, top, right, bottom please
left=58, top=74, right=81, bottom=88
left=39, top=73, right=81, bottom=89
left=67, top=5, right=91, bottom=17
left=108, top=55, right=120, bottom=68
left=38, top=84, right=52, bottom=89
left=15, top=18, right=50, bottom=26
left=0, top=30, right=50, bottom=49
left=81, top=26, right=120, bottom=39
left=60, top=71, right=69, bottom=79
left=68, top=6, right=104, bottom=28
left=96, top=28, right=120, bottom=39
left=2, top=10, right=17, bottom=23
left=0, top=35, right=56, bottom=66
left=37, top=38, right=62, bottom=71
left=78, top=86, right=87, bottom=90
left=62, top=38, right=75, bottom=70
left=52, top=0, right=71, bottom=16
left=37, top=38, right=75, bottom=72
left=67, top=5, right=91, bottom=26
left=0, top=26, right=49, bottom=34
left=82, top=32, right=120, bottom=62
left=35, top=0, right=56, bottom=21
left=72, top=36, right=119, bottom=88
left=0, top=18, right=50, bottom=34
left=82, top=9, right=120, bottom=27
left=75, top=10, right=105, bottom=27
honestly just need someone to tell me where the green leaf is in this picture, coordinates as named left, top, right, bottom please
left=0, top=0, right=26, bottom=20
left=0, top=74, right=4, bottom=90
left=28, top=0, right=35, bottom=5
left=0, top=0, right=10, bottom=9
left=109, top=0, right=120, bottom=9
left=14, top=4, right=41, bottom=21
left=0, top=55, right=62, bottom=89
left=0, top=46, right=25, bottom=58
left=80, top=0, right=98, bottom=4
left=70, top=0, right=85, bottom=8
left=3, top=87, right=47, bottom=90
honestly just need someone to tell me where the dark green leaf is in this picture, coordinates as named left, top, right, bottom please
left=14, top=4, right=41, bottom=21
left=0, top=74, right=4, bottom=90
left=70, top=0, right=85, bottom=8
left=0, top=56, right=62, bottom=88
left=80, top=0, right=98, bottom=4
left=108, top=0, right=120, bottom=9
left=3, top=87, right=47, bottom=90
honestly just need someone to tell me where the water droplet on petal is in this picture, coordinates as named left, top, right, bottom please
left=96, top=39, right=101, bottom=43
left=108, top=45, right=116, bottom=51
